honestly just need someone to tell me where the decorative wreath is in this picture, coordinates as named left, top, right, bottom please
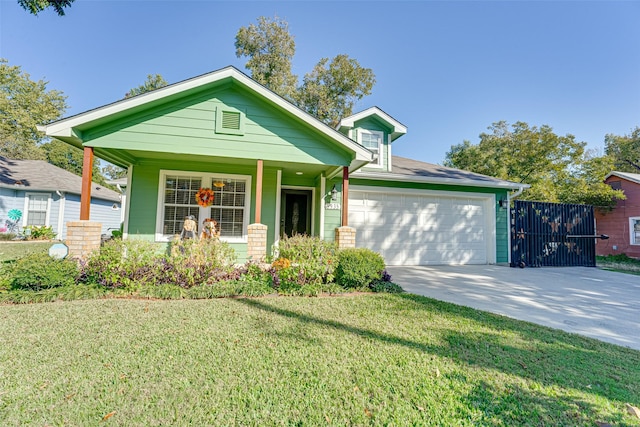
left=195, top=187, right=215, bottom=207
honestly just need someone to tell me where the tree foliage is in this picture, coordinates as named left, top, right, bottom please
left=0, top=58, right=67, bottom=160
left=235, top=16, right=298, bottom=101
left=102, top=164, right=127, bottom=181
left=17, top=0, right=74, bottom=16
left=605, top=127, right=640, bottom=173
left=296, top=55, right=375, bottom=127
left=444, top=121, right=625, bottom=209
left=124, top=74, right=168, bottom=99
left=235, top=16, right=375, bottom=126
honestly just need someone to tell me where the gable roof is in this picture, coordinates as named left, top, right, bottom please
left=0, top=156, right=121, bottom=202
left=39, top=66, right=373, bottom=171
left=605, top=171, right=640, bottom=185
left=338, top=107, right=407, bottom=141
left=354, top=155, right=528, bottom=190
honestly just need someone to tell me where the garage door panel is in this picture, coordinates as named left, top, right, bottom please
left=350, top=190, right=490, bottom=265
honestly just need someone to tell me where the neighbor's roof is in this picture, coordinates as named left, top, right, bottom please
left=605, top=171, right=640, bottom=185
left=354, top=155, right=528, bottom=190
left=0, top=156, right=121, bottom=202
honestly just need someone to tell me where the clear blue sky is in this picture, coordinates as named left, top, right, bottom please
left=1, top=0, right=639, bottom=165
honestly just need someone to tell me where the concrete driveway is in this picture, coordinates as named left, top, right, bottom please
left=387, top=265, right=640, bottom=350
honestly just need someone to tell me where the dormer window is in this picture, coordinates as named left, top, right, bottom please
left=359, top=129, right=383, bottom=167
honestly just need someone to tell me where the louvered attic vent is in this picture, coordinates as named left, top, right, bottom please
left=215, top=107, right=245, bottom=136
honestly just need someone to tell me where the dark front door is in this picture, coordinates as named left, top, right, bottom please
left=281, top=190, right=312, bottom=237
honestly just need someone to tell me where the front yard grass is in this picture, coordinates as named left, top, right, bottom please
left=0, top=240, right=51, bottom=263
left=597, top=254, right=640, bottom=276
left=1, top=294, right=639, bottom=426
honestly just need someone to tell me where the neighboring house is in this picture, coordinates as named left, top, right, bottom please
left=595, top=171, right=640, bottom=259
left=0, top=156, right=122, bottom=239
left=40, top=66, right=526, bottom=265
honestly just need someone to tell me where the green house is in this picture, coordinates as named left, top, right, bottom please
left=41, top=66, right=526, bottom=265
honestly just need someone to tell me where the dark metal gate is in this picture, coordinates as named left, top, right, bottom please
left=510, top=200, right=596, bottom=267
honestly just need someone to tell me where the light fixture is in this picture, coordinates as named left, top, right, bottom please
left=213, top=180, right=225, bottom=188
left=295, top=171, right=303, bottom=175
left=331, top=184, right=338, bottom=201
left=498, top=198, right=508, bottom=209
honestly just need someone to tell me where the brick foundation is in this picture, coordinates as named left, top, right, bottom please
left=335, top=226, right=356, bottom=249
left=247, top=223, right=268, bottom=261
left=66, top=221, right=102, bottom=259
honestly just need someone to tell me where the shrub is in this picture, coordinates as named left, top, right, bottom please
left=276, top=235, right=338, bottom=284
left=24, top=225, right=56, bottom=240
left=335, top=248, right=386, bottom=289
left=165, top=239, right=238, bottom=288
left=82, top=239, right=163, bottom=288
left=369, top=280, right=404, bottom=293
left=6, top=252, right=78, bottom=290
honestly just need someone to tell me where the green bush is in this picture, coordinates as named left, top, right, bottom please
left=82, top=239, right=163, bottom=288
left=369, top=280, right=404, bottom=294
left=276, top=235, right=338, bottom=284
left=335, top=248, right=386, bottom=288
left=6, top=252, right=78, bottom=290
left=166, top=239, right=238, bottom=288
left=24, top=225, right=56, bottom=240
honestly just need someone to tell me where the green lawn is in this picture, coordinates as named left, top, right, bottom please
left=1, top=294, right=638, bottom=426
left=0, top=241, right=51, bottom=262
left=597, top=255, right=640, bottom=276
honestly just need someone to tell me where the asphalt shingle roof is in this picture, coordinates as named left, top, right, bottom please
left=0, top=156, right=121, bottom=202
left=388, top=155, right=523, bottom=187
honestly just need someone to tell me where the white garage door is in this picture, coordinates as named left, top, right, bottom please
left=349, top=188, right=495, bottom=265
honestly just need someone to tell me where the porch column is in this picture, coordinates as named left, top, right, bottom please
left=341, top=166, right=349, bottom=226
left=248, top=159, right=267, bottom=262
left=80, top=146, right=94, bottom=220
left=335, top=166, right=356, bottom=248
left=255, top=159, right=263, bottom=223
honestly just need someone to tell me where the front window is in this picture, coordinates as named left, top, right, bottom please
left=25, top=193, right=50, bottom=226
left=157, top=171, right=251, bottom=242
left=631, top=217, right=640, bottom=245
left=359, top=129, right=383, bottom=167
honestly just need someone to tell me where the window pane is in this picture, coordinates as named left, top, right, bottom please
left=207, top=178, right=246, bottom=238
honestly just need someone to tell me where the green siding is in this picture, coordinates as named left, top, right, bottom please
left=323, top=178, right=344, bottom=241
left=349, top=178, right=510, bottom=264
left=82, top=86, right=351, bottom=167
left=352, top=117, right=392, bottom=172
left=127, top=160, right=284, bottom=263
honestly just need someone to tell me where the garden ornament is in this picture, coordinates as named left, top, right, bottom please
left=180, top=215, right=198, bottom=240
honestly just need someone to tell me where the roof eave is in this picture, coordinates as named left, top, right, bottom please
left=352, top=171, right=529, bottom=190
left=40, top=66, right=371, bottom=161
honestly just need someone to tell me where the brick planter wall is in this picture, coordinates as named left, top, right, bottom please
left=335, top=226, right=356, bottom=249
left=247, top=223, right=268, bottom=261
left=66, top=221, right=102, bottom=259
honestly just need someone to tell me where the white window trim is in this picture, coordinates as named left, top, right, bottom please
left=358, top=129, right=384, bottom=169
left=23, top=192, right=52, bottom=227
left=630, top=217, right=640, bottom=245
left=155, top=170, right=252, bottom=243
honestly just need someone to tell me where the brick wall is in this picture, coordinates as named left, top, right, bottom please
left=66, top=221, right=102, bottom=259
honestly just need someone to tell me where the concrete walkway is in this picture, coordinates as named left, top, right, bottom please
left=387, top=265, right=640, bottom=350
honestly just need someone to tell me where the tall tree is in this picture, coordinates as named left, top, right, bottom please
left=17, top=0, right=74, bottom=16
left=102, top=164, right=127, bottom=181
left=604, top=127, right=640, bottom=173
left=444, top=121, right=624, bottom=208
left=296, top=55, right=375, bottom=127
left=235, top=16, right=298, bottom=101
left=235, top=16, right=375, bottom=125
left=41, top=139, right=108, bottom=185
left=124, top=74, right=168, bottom=99
left=0, top=58, right=67, bottom=160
